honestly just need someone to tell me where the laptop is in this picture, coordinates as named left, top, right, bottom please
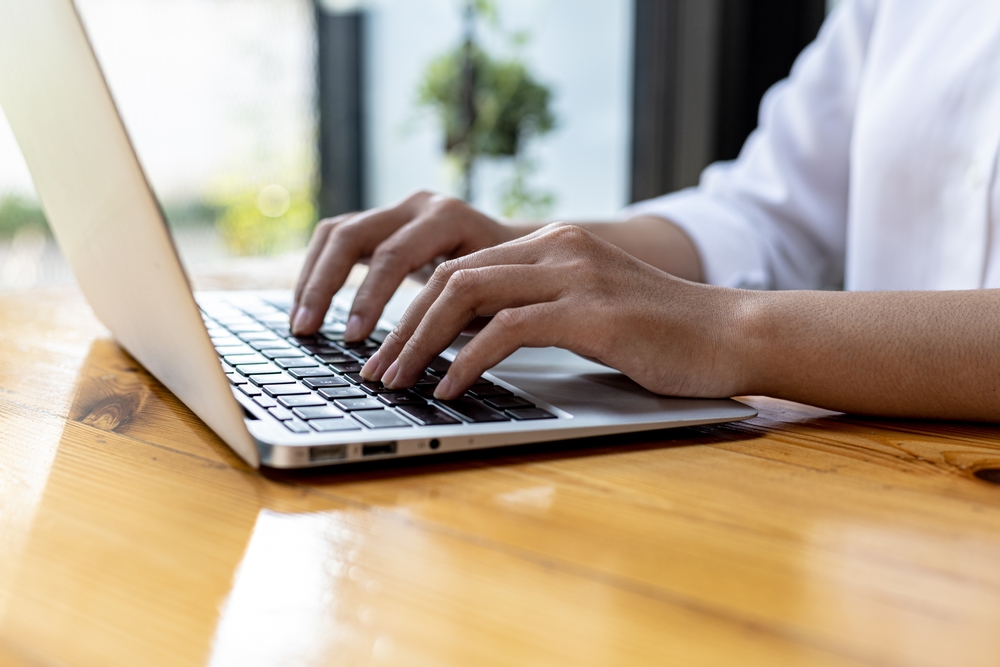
left=0, top=0, right=756, bottom=469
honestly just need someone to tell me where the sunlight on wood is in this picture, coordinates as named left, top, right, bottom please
left=3, top=288, right=1000, bottom=666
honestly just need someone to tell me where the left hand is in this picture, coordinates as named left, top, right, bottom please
left=360, top=223, right=750, bottom=400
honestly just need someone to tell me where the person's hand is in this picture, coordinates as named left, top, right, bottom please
left=360, top=223, right=749, bottom=400
left=291, top=190, right=523, bottom=339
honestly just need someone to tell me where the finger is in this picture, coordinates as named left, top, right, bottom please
left=293, top=202, right=423, bottom=335
left=345, top=212, right=467, bottom=342
left=291, top=218, right=336, bottom=325
left=361, top=238, right=554, bottom=380
left=434, top=302, right=566, bottom=400
left=292, top=213, right=355, bottom=323
left=380, top=265, right=563, bottom=389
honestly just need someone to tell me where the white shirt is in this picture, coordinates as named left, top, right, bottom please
left=625, top=0, right=1000, bottom=291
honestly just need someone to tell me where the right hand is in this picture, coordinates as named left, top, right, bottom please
left=291, top=190, right=523, bottom=339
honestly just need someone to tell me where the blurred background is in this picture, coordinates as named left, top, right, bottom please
left=0, top=0, right=838, bottom=292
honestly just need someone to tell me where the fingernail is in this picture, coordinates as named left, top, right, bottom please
left=291, top=306, right=313, bottom=335
left=360, top=350, right=380, bottom=379
left=381, top=360, right=400, bottom=388
left=433, top=375, right=453, bottom=400
left=344, top=314, right=363, bottom=341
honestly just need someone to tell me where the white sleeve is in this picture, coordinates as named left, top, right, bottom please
left=624, top=0, right=879, bottom=290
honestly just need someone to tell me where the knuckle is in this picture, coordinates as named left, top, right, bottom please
left=445, top=268, right=479, bottom=297
left=370, top=242, right=404, bottom=266
left=410, top=188, right=434, bottom=201
left=330, top=221, right=360, bottom=246
left=429, top=194, right=460, bottom=213
left=433, top=258, right=462, bottom=281
left=553, top=223, right=586, bottom=242
left=493, top=308, right=524, bottom=335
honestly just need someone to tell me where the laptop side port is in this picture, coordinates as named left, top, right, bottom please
left=310, top=444, right=347, bottom=462
left=362, top=442, right=397, bottom=457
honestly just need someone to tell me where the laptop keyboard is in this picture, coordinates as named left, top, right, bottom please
left=199, top=296, right=557, bottom=434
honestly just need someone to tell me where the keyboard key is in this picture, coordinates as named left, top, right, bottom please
left=320, top=322, right=347, bottom=335
left=215, top=344, right=254, bottom=356
left=257, top=313, right=290, bottom=325
left=397, top=404, right=461, bottom=426
left=249, top=372, right=296, bottom=386
left=238, top=332, right=280, bottom=342
left=254, top=396, right=278, bottom=408
left=227, top=323, right=267, bottom=333
left=377, top=392, right=425, bottom=406
left=302, top=343, right=344, bottom=354
left=354, top=410, right=412, bottom=429
left=268, top=407, right=295, bottom=421
left=330, top=362, right=364, bottom=374
left=484, top=395, right=535, bottom=410
left=235, top=363, right=281, bottom=376
left=318, top=387, right=366, bottom=400
left=278, top=394, right=328, bottom=408
left=291, top=367, right=338, bottom=379
left=277, top=358, right=322, bottom=369
left=310, top=418, right=362, bottom=432
left=438, top=398, right=509, bottom=423
left=413, top=384, right=440, bottom=399
left=341, top=340, right=379, bottom=352
left=283, top=418, right=311, bottom=433
left=263, top=383, right=312, bottom=397
left=224, top=353, right=267, bottom=365
left=226, top=372, right=248, bottom=385
left=507, top=407, right=557, bottom=420
left=239, top=384, right=263, bottom=397
left=249, top=340, right=296, bottom=351
left=357, top=380, right=393, bottom=395
left=333, top=397, right=385, bottom=411
left=305, top=377, right=351, bottom=390
left=293, top=406, right=344, bottom=420
left=467, top=384, right=512, bottom=398
left=427, top=357, right=452, bottom=375
left=211, top=336, right=242, bottom=347
left=261, top=349, right=308, bottom=360
left=289, top=335, right=324, bottom=347
left=315, top=353, right=356, bottom=364
left=269, top=326, right=292, bottom=338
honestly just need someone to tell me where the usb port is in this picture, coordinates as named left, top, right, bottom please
left=362, top=442, right=397, bottom=457
left=309, top=444, right=347, bottom=462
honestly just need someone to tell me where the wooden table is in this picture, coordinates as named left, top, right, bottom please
left=3, top=286, right=1000, bottom=667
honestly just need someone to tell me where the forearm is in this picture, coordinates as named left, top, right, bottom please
left=732, top=288, right=1000, bottom=420
left=506, top=215, right=703, bottom=282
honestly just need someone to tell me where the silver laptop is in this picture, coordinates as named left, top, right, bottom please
left=0, top=0, right=756, bottom=469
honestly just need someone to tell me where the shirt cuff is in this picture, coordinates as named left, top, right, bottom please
left=622, top=188, right=771, bottom=289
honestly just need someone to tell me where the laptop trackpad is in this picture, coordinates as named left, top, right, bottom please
left=461, top=345, right=706, bottom=418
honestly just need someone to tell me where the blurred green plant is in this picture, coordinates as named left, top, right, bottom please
left=416, top=0, right=556, bottom=217
left=162, top=200, right=223, bottom=228
left=213, top=184, right=315, bottom=256
left=500, top=160, right=554, bottom=220
left=0, top=195, right=49, bottom=238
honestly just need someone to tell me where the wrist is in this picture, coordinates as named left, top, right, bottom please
left=722, top=288, right=775, bottom=397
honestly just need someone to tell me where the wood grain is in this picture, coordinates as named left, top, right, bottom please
left=2, top=287, right=1000, bottom=667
